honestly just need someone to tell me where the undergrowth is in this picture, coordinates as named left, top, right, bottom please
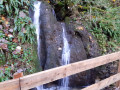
left=0, top=0, right=37, bottom=82
left=67, top=0, right=120, bottom=53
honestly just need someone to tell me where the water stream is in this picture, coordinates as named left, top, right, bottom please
left=33, top=1, right=44, bottom=90
left=33, top=1, right=41, bottom=62
left=33, top=1, right=71, bottom=90
left=61, top=23, right=71, bottom=89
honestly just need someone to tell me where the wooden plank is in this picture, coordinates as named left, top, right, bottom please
left=20, top=51, right=120, bottom=90
left=116, top=59, right=120, bottom=88
left=0, top=78, right=20, bottom=90
left=82, top=73, right=120, bottom=90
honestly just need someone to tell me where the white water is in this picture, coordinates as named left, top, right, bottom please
left=33, top=1, right=71, bottom=90
left=61, top=23, right=71, bottom=89
left=33, top=1, right=44, bottom=90
left=33, top=1, right=41, bottom=61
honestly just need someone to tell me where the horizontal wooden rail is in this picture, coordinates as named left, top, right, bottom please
left=0, top=51, right=120, bottom=90
left=82, top=72, right=120, bottom=90
left=0, top=79, right=20, bottom=90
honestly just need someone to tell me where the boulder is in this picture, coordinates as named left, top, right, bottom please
left=29, top=1, right=100, bottom=88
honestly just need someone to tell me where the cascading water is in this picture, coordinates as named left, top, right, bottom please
left=33, top=1, right=71, bottom=89
left=33, top=1, right=41, bottom=61
left=61, top=23, right=71, bottom=89
left=33, top=1, right=44, bottom=90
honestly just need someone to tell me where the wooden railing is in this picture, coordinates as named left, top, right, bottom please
left=0, top=51, right=120, bottom=90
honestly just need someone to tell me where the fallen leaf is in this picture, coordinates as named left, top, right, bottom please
left=112, top=0, right=116, bottom=2
left=76, top=26, right=84, bottom=30
left=89, top=36, right=92, bottom=40
left=0, top=43, right=8, bottom=50
left=12, top=38, right=18, bottom=43
left=1, top=16, right=6, bottom=21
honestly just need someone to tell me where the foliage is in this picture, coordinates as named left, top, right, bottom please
left=52, top=0, right=120, bottom=53
left=66, top=0, right=120, bottom=53
left=0, top=0, right=35, bottom=16
left=0, top=67, right=11, bottom=82
left=0, top=0, right=37, bottom=82
left=14, top=17, right=36, bottom=44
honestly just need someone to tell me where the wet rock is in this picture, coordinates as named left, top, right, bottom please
left=29, top=1, right=100, bottom=88
left=65, top=23, right=98, bottom=87
left=29, top=2, right=63, bottom=70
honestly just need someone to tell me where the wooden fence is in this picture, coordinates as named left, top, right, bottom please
left=0, top=51, right=120, bottom=90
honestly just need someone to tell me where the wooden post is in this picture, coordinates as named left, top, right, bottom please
left=116, top=59, right=120, bottom=88
left=13, top=72, right=23, bottom=79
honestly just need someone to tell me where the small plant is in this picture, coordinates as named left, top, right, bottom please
left=0, top=0, right=37, bottom=82
left=74, top=0, right=120, bottom=53
left=14, top=17, right=36, bottom=44
left=0, top=67, right=12, bottom=82
left=0, top=0, right=36, bottom=16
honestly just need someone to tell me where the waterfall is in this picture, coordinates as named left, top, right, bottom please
left=33, top=1, right=71, bottom=89
left=33, top=1, right=41, bottom=61
left=33, top=1, right=44, bottom=90
left=61, top=23, right=71, bottom=89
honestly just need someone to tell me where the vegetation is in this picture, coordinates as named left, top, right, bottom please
left=77, top=0, right=120, bottom=53
left=0, top=0, right=120, bottom=83
left=52, top=0, right=120, bottom=53
left=0, top=0, right=37, bottom=82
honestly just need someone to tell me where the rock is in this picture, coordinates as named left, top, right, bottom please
left=65, top=23, right=96, bottom=87
left=29, top=2, right=100, bottom=88
left=19, top=11, right=26, bottom=18
left=40, top=3, right=63, bottom=70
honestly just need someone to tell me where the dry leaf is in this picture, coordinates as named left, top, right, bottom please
left=0, top=43, right=8, bottom=50
left=76, top=26, right=84, bottom=30
left=1, top=16, right=6, bottom=21
left=12, top=38, right=18, bottom=43
left=89, top=36, right=92, bottom=40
